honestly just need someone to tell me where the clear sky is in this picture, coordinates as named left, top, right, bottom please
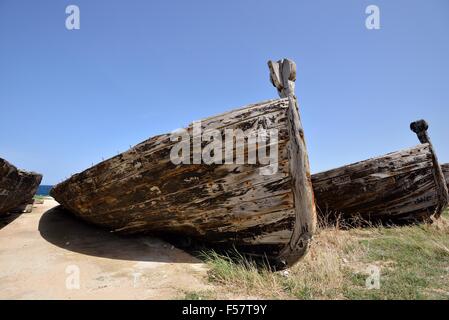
left=1, top=0, right=448, bottom=185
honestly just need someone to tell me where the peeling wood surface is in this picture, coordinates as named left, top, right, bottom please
left=52, top=59, right=317, bottom=269
left=51, top=98, right=305, bottom=267
left=268, top=59, right=317, bottom=266
left=442, top=163, right=449, bottom=190
left=410, top=120, right=448, bottom=218
left=0, top=158, right=42, bottom=215
left=312, top=144, right=446, bottom=223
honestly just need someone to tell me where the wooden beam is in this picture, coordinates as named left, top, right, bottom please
left=268, top=59, right=316, bottom=266
left=410, top=120, right=449, bottom=218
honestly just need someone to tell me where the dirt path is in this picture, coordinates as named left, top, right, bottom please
left=0, top=199, right=212, bottom=299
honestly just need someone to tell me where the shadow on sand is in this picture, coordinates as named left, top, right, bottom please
left=0, top=212, right=23, bottom=230
left=38, top=205, right=200, bottom=264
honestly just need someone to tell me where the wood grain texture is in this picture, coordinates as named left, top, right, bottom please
left=410, top=120, right=448, bottom=218
left=442, top=163, right=449, bottom=190
left=268, top=59, right=317, bottom=266
left=52, top=59, right=317, bottom=269
left=51, top=98, right=303, bottom=267
left=312, top=120, right=448, bottom=224
left=312, top=144, right=446, bottom=223
left=0, top=157, right=42, bottom=215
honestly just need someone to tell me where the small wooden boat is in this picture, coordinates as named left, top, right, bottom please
left=312, top=120, right=449, bottom=224
left=51, top=59, right=317, bottom=269
left=0, top=157, right=42, bottom=215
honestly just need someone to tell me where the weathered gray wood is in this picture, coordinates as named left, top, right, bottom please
left=312, top=144, right=436, bottom=222
left=268, top=59, right=296, bottom=98
left=312, top=120, right=448, bottom=223
left=0, top=158, right=42, bottom=215
left=268, top=59, right=316, bottom=266
left=410, top=120, right=449, bottom=218
left=442, top=163, right=449, bottom=191
left=51, top=60, right=317, bottom=268
left=52, top=91, right=317, bottom=269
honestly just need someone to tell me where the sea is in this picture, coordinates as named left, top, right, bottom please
left=36, top=185, right=53, bottom=196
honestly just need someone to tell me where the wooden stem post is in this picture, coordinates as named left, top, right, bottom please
left=410, top=120, right=449, bottom=218
left=442, top=163, right=449, bottom=190
left=268, top=59, right=317, bottom=266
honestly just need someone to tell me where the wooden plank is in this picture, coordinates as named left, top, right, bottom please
left=268, top=59, right=317, bottom=267
left=410, top=120, right=449, bottom=218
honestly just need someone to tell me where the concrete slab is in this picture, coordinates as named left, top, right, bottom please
left=0, top=199, right=211, bottom=299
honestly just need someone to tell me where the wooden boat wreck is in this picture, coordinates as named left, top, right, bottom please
left=312, top=120, right=449, bottom=224
left=0, top=157, right=42, bottom=215
left=51, top=59, right=317, bottom=269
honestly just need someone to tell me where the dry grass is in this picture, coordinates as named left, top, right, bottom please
left=198, top=223, right=366, bottom=299
left=189, top=211, right=449, bottom=300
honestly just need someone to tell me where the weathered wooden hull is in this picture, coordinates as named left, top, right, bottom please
left=51, top=97, right=317, bottom=268
left=312, top=144, right=448, bottom=223
left=0, top=158, right=42, bottom=215
left=443, top=163, right=449, bottom=190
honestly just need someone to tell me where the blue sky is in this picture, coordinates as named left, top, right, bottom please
left=1, top=0, right=448, bottom=185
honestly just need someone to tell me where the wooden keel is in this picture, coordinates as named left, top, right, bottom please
left=312, top=120, right=448, bottom=223
left=51, top=60, right=317, bottom=269
left=0, top=157, right=42, bottom=215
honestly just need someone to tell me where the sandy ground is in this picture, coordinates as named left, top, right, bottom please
left=0, top=199, right=212, bottom=299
